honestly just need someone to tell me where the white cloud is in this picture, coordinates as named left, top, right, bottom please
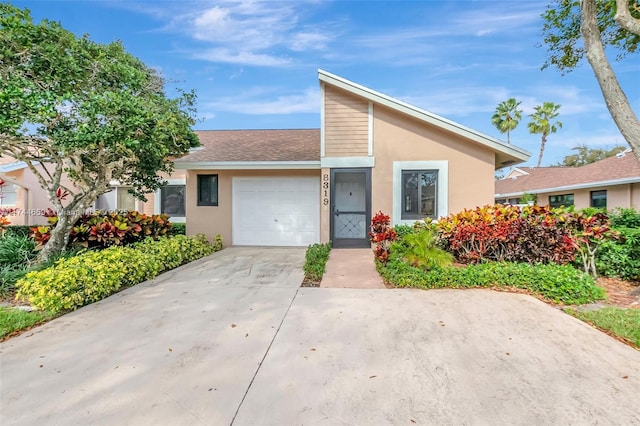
left=204, top=87, right=320, bottom=114
left=164, top=1, right=334, bottom=67
left=194, top=48, right=291, bottom=67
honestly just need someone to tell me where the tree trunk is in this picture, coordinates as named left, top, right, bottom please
left=537, top=135, right=547, bottom=167
left=581, top=0, right=640, bottom=164
left=37, top=214, right=76, bottom=263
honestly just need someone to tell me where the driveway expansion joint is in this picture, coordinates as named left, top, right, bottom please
left=229, top=287, right=300, bottom=426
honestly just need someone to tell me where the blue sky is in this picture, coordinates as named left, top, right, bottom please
left=14, top=0, right=640, bottom=167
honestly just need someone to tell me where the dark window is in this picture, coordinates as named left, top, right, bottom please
left=161, top=185, right=185, bottom=216
left=401, top=170, right=437, bottom=220
left=495, top=198, right=507, bottom=205
left=549, top=193, right=574, bottom=208
left=590, top=190, right=607, bottom=208
left=197, top=175, right=218, bottom=206
left=508, top=198, right=521, bottom=205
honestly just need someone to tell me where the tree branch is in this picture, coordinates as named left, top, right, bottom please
left=581, top=0, right=640, bottom=163
left=615, top=0, right=640, bottom=34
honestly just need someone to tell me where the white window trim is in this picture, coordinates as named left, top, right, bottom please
left=154, top=179, right=186, bottom=223
left=393, top=161, right=448, bottom=225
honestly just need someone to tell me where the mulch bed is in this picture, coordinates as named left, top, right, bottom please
left=596, top=277, right=640, bottom=309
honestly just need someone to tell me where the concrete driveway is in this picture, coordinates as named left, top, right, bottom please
left=1, top=247, right=639, bottom=425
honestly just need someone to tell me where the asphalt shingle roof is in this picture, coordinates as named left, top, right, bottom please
left=495, top=150, right=640, bottom=195
left=175, top=129, right=320, bottom=163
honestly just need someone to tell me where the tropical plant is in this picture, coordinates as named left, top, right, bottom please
left=491, top=98, right=523, bottom=144
left=392, top=229, right=453, bottom=270
left=529, top=102, right=563, bottom=167
left=369, top=211, right=397, bottom=264
left=540, top=0, right=640, bottom=163
left=0, top=4, right=198, bottom=262
left=0, top=235, right=36, bottom=266
left=436, top=204, right=577, bottom=265
left=30, top=211, right=172, bottom=249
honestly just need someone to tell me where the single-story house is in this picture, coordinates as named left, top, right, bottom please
left=174, top=70, right=530, bottom=248
left=2, top=70, right=531, bottom=246
left=495, top=148, right=640, bottom=210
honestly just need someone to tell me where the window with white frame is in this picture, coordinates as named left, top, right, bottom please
left=0, top=184, right=17, bottom=206
left=160, top=185, right=185, bottom=216
left=96, top=187, right=137, bottom=211
left=393, top=161, right=448, bottom=224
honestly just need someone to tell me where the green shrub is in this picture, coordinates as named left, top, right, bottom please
left=0, top=234, right=36, bottom=266
left=303, top=242, right=332, bottom=282
left=393, top=224, right=416, bottom=240
left=0, top=264, right=29, bottom=298
left=168, top=222, right=186, bottom=235
left=609, top=208, right=640, bottom=228
left=16, top=234, right=220, bottom=313
left=596, top=227, right=640, bottom=281
left=3, top=225, right=32, bottom=238
left=379, top=253, right=605, bottom=305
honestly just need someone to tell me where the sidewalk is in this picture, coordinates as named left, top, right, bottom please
left=321, top=248, right=386, bottom=288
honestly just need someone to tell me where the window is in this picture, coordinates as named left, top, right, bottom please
left=401, top=170, right=438, bottom=220
left=160, top=185, right=185, bottom=216
left=0, top=185, right=17, bottom=207
left=197, top=174, right=218, bottom=206
left=96, top=187, right=136, bottom=211
left=549, top=193, right=574, bottom=208
left=590, top=190, right=607, bottom=209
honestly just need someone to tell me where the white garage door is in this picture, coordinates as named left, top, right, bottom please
left=232, top=177, right=320, bottom=246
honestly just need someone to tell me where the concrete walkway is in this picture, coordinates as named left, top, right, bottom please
left=2, top=247, right=640, bottom=425
left=321, top=248, right=386, bottom=289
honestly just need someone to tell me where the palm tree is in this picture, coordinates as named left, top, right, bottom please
left=528, top=102, right=562, bottom=167
left=491, top=98, right=523, bottom=144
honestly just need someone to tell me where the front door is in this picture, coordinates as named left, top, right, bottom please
left=331, top=168, right=371, bottom=248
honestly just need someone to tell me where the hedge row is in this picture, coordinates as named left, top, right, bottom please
left=16, top=235, right=221, bottom=313
left=378, top=255, right=605, bottom=305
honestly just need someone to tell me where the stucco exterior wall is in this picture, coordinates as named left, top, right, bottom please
left=371, top=105, right=495, bottom=223
left=185, top=169, right=321, bottom=245
left=632, top=183, right=640, bottom=209
left=324, top=86, right=369, bottom=157
left=539, top=184, right=637, bottom=210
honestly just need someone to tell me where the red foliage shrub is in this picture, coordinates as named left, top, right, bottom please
left=437, top=205, right=578, bottom=265
left=369, top=211, right=397, bottom=264
left=31, top=210, right=172, bottom=249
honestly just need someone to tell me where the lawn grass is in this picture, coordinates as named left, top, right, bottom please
left=568, top=307, right=640, bottom=348
left=0, top=307, right=52, bottom=340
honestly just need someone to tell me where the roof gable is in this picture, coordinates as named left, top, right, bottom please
left=318, top=69, right=530, bottom=168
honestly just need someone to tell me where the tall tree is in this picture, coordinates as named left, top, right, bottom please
left=491, top=98, right=523, bottom=144
left=541, top=0, right=640, bottom=163
left=556, top=144, right=627, bottom=166
left=0, top=5, right=199, bottom=262
left=528, top=102, right=563, bottom=167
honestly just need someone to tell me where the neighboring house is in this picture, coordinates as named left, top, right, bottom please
left=175, top=70, right=530, bottom=248
left=495, top=148, right=640, bottom=210
left=0, top=158, right=186, bottom=226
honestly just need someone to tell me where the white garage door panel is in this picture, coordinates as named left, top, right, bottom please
left=232, top=177, right=320, bottom=246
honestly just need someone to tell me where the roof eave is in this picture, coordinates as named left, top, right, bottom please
left=174, top=161, right=321, bottom=170
left=495, top=176, right=640, bottom=198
